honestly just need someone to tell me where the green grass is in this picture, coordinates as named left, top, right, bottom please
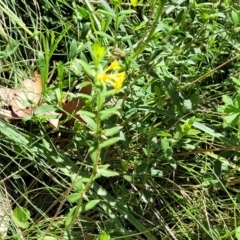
left=0, top=0, right=240, bottom=239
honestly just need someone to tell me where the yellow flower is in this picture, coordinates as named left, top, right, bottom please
left=98, top=72, right=110, bottom=83
left=105, top=60, right=120, bottom=71
left=98, top=60, right=125, bottom=93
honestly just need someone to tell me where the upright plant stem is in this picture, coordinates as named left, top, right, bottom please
left=130, top=0, right=165, bottom=60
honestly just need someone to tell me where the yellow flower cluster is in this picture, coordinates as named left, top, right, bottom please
left=97, top=60, right=125, bottom=93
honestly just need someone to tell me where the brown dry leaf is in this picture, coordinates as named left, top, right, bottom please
left=62, top=82, right=92, bottom=127
left=10, top=71, right=42, bottom=117
left=49, top=118, right=60, bottom=129
left=0, top=108, right=20, bottom=120
left=0, top=72, right=92, bottom=130
left=9, top=90, right=33, bottom=117
left=0, top=87, right=14, bottom=107
left=0, top=71, right=42, bottom=120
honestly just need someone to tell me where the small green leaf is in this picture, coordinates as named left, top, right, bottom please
left=37, top=50, right=47, bottom=95
left=67, top=193, right=81, bottom=203
left=119, top=10, right=136, bottom=16
left=12, top=207, right=30, bottom=229
left=157, top=131, right=172, bottom=137
left=73, top=178, right=84, bottom=191
left=76, top=81, right=92, bottom=89
left=80, top=199, right=100, bottom=212
left=79, top=59, right=93, bottom=77
left=231, top=77, right=240, bottom=86
left=65, top=206, right=77, bottom=227
left=100, top=232, right=110, bottom=240
left=235, top=226, right=240, bottom=240
left=49, top=26, right=71, bottom=58
left=187, top=116, right=195, bottom=127
left=100, top=107, right=121, bottom=120
left=57, top=61, right=64, bottom=85
left=222, top=95, right=233, bottom=105
left=110, top=0, right=122, bottom=6
left=182, top=143, right=195, bottom=151
left=0, top=51, right=5, bottom=58
left=209, top=12, right=225, bottom=19
left=5, top=40, right=19, bottom=57
left=41, top=237, right=58, bottom=240
left=165, top=148, right=173, bottom=159
left=236, top=96, right=240, bottom=108
left=150, top=169, right=163, bottom=177
left=135, top=163, right=148, bottom=174
left=78, top=113, right=97, bottom=131
left=13, top=206, right=30, bottom=222
left=116, top=15, right=125, bottom=29
left=97, top=9, right=116, bottom=18
left=130, top=0, right=138, bottom=7
left=183, top=99, right=192, bottom=110
left=70, top=58, right=83, bottom=75
left=89, top=142, right=99, bottom=163
left=186, top=129, right=200, bottom=136
left=231, top=10, right=239, bottom=26
left=175, top=8, right=186, bottom=24
left=224, top=113, right=240, bottom=127
left=169, top=157, right=176, bottom=169
left=123, top=174, right=132, bottom=182
left=166, top=5, right=176, bottom=14
left=154, top=85, right=161, bottom=97
left=98, top=168, right=119, bottom=177
left=134, top=21, right=147, bottom=31
left=182, top=122, right=191, bottom=133
left=142, top=147, right=149, bottom=157
left=77, top=6, right=89, bottom=19
left=22, top=114, right=32, bottom=122
left=99, top=137, right=122, bottom=148
left=93, top=41, right=106, bottom=61
left=70, top=39, right=77, bottom=59
left=224, top=105, right=239, bottom=114
left=95, top=31, right=115, bottom=42
left=77, top=110, right=96, bottom=118
left=161, top=137, right=169, bottom=152
left=103, top=126, right=123, bottom=137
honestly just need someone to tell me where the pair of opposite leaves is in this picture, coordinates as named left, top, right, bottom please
left=0, top=71, right=91, bottom=128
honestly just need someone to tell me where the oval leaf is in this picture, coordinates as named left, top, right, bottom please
left=99, top=137, right=122, bottom=148
left=103, top=126, right=123, bottom=137
left=12, top=206, right=30, bottom=229
left=65, top=206, right=77, bottom=227
left=79, top=200, right=100, bottom=212
left=67, top=193, right=81, bottom=203
left=70, top=39, right=77, bottom=59
left=98, top=168, right=119, bottom=177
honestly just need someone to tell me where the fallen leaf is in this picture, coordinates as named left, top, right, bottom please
left=0, top=108, right=20, bottom=120
left=10, top=71, right=42, bottom=117
left=49, top=118, right=60, bottom=129
left=0, top=87, right=13, bottom=107
left=62, top=82, right=92, bottom=127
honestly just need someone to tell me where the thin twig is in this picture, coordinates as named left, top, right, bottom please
left=47, top=61, right=56, bottom=84
left=0, top=162, right=34, bottom=183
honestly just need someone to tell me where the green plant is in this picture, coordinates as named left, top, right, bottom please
left=0, top=0, right=240, bottom=239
